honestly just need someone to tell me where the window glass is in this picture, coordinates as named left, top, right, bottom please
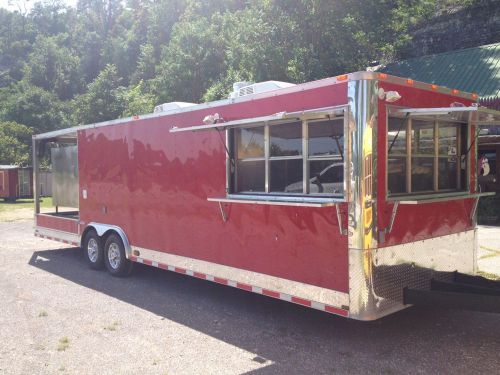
left=270, top=122, right=302, bottom=157
left=387, top=114, right=466, bottom=196
left=411, top=157, right=433, bottom=192
left=438, top=158, right=457, bottom=190
left=412, top=120, right=434, bottom=155
left=236, top=127, right=264, bottom=159
left=236, top=160, right=265, bottom=192
left=232, top=114, right=345, bottom=196
left=309, top=160, right=343, bottom=195
left=438, top=125, right=458, bottom=156
left=271, top=159, right=303, bottom=193
left=388, top=157, right=406, bottom=194
left=308, top=119, right=343, bottom=157
left=388, top=117, right=407, bottom=156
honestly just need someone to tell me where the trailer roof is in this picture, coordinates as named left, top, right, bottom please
left=33, top=71, right=479, bottom=141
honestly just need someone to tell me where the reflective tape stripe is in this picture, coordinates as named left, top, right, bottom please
left=130, top=255, right=349, bottom=317
left=35, top=232, right=79, bottom=247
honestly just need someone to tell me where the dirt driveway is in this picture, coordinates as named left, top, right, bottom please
left=1, top=219, right=499, bottom=374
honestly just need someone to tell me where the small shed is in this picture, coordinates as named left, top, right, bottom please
left=0, top=165, right=33, bottom=201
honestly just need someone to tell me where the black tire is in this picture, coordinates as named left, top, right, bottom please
left=82, top=230, right=104, bottom=270
left=103, top=233, right=133, bottom=277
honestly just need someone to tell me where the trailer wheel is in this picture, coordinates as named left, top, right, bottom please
left=104, top=234, right=133, bottom=277
left=82, top=230, right=104, bottom=270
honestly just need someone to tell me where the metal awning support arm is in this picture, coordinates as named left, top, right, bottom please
left=393, top=106, right=500, bottom=126
left=470, top=196, right=480, bottom=224
left=384, top=201, right=399, bottom=235
left=335, top=204, right=347, bottom=235
left=169, top=106, right=346, bottom=133
left=218, top=201, right=228, bottom=223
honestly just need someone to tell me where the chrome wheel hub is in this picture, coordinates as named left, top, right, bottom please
left=108, top=243, right=121, bottom=270
left=87, top=238, right=99, bottom=263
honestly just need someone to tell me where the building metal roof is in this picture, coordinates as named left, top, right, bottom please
left=381, top=43, right=500, bottom=100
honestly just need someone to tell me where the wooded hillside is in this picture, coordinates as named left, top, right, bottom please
left=0, top=0, right=483, bottom=164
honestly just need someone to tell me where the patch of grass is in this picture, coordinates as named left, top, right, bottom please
left=57, top=337, right=69, bottom=351
left=0, top=197, right=53, bottom=213
left=38, top=310, right=48, bottom=317
left=103, top=321, right=120, bottom=331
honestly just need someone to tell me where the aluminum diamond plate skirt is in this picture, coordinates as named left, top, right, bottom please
left=348, top=230, right=477, bottom=320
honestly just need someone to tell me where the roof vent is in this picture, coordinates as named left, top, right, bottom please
left=229, top=81, right=296, bottom=99
left=154, top=102, right=197, bottom=113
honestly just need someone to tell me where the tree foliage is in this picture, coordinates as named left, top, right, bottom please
left=0, top=0, right=475, bottom=164
left=0, top=121, right=33, bottom=165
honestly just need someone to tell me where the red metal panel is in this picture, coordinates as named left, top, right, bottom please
left=36, top=214, right=79, bottom=234
left=0, top=169, right=19, bottom=199
left=79, top=83, right=350, bottom=293
left=378, top=82, right=476, bottom=247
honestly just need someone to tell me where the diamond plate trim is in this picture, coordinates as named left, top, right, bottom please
left=348, top=230, right=476, bottom=320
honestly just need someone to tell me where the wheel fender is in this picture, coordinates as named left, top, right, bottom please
left=84, top=223, right=132, bottom=259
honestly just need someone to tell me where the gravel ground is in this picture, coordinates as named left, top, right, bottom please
left=0, top=220, right=499, bottom=375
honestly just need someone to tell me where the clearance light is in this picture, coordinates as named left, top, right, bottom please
left=336, top=74, right=348, bottom=81
left=379, top=73, right=388, bottom=79
left=472, top=93, right=478, bottom=99
left=431, top=84, right=438, bottom=90
left=452, top=89, right=460, bottom=95
left=406, top=79, right=414, bottom=86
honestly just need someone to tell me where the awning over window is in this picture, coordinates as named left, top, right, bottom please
left=393, top=106, right=500, bottom=126
left=169, top=106, right=346, bottom=133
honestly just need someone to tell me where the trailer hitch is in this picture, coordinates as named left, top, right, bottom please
left=404, top=272, right=500, bottom=314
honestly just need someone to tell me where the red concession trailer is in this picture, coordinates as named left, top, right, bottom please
left=0, top=165, right=32, bottom=201
left=32, top=72, right=500, bottom=320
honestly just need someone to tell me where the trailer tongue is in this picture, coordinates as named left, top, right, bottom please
left=33, top=72, right=500, bottom=320
left=405, top=272, right=500, bottom=314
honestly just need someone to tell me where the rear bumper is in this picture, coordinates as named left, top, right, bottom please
left=348, top=229, right=477, bottom=320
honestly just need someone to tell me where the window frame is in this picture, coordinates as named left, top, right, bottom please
left=386, top=106, right=469, bottom=199
left=229, top=107, right=348, bottom=199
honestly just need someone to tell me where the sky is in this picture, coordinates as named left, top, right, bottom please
left=0, top=0, right=77, bottom=12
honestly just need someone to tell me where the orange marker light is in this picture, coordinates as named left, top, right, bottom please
left=472, top=93, right=478, bottom=99
left=336, top=74, right=348, bottom=81
left=431, top=84, right=438, bottom=90
left=406, top=79, right=414, bottom=86
left=379, top=73, right=388, bottom=79
left=452, top=89, right=460, bottom=95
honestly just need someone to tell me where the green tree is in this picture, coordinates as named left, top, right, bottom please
left=152, top=16, right=226, bottom=103
left=72, top=64, right=125, bottom=124
left=0, top=82, right=69, bottom=132
left=0, top=121, right=33, bottom=165
left=24, top=34, right=83, bottom=100
left=119, top=80, right=156, bottom=117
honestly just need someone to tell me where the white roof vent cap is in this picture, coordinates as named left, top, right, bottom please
left=229, top=80, right=296, bottom=99
left=154, top=101, right=197, bottom=113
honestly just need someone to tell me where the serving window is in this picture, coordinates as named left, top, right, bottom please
left=387, top=113, right=467, bottom=197
left=232, top=116, right=345, bottom=197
